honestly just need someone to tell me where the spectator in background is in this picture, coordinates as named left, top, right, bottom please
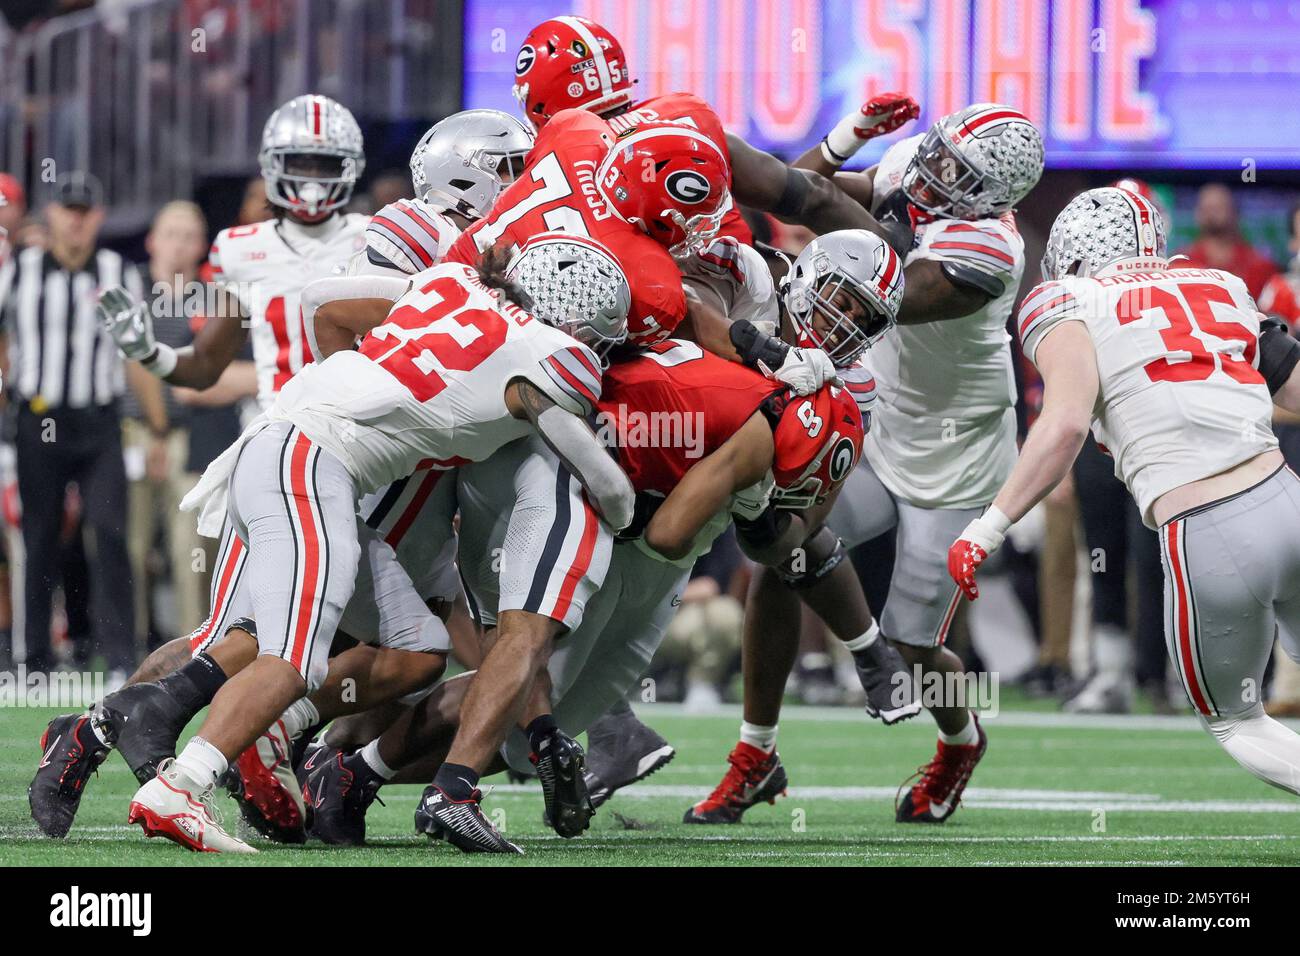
left=0, top=173, right=166, bottom=676
left=236, top=175, right=269, bottom=226
left=1176, top=183, right=1277, bottom=297
left=121, top=201, right=211, bottom=643
left=653, top=531, right=747, bottom=709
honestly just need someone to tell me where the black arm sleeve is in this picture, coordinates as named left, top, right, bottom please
left=939, top=259, right=1004, bottom=298
left=1259, top=316, right=1300, bottom=395
left=772, top=167, right=812, bottom=218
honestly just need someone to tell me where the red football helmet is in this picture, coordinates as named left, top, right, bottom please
left=513, top=16, right=634, bottom=131
left=770, top=386, right=864, bottom=510
left=596, top=123, right=732, bottom=259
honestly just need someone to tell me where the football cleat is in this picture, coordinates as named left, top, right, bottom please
left=295, top=738, right=336, bottom=794
left=583, top=705, right=676, bottom=810
left=532, top=732, right=594, bottom=838
left=228, top=719, right=307, bottom=844
left=28, top=713, right=112, bottom=838
left=895, top=714, right=988, bottom=824
left=99, top=680, right=195, bottom=784
left=302, top=750, right=385, bottom=846
left=683, top=741, right=788, bottom=824
left=414, top=785, right=523, bottom=855
left=852, top=637, right=922, bottom=725
left=127, top=758, right=256, bottom=854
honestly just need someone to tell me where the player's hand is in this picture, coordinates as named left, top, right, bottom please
left=947, top=508, right=1011, bottom=601
left=97, top=286, right=156, bottom=362
left=822, top=93, right=920, bottom=166
left=853, top=92, right=920, bottom=139
left=759, top=347, right=838, bottom=396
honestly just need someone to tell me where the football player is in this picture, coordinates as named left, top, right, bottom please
left=303, top=335, right=868, bottom=854
left=122, top=235, right=634, bottom=853
left=301, top=230, right=909, bottom=852
left=951, top=185, right=1300, bottom=799
left=685, top=103, right=1043, bottom=826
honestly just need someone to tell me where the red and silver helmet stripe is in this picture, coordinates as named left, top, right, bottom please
left=1117, top=186, right=1159, bottom=257
left=557, top=15, right=614, bottom=98
left=875, top=241, right=901, bottom=301
left=306, top=95, right=325, bottom=140
left=955, top=105, right=1028, bottom=141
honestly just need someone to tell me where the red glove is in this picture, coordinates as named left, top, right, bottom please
left=855, top=92, right=921, bottom=140
left=822, top=93, right=921, bottom=166
left=947, top=507, right=1012, bottom=601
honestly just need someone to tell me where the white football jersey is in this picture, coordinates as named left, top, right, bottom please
left=269, top=262, right=603, bottom=495
left=208, top=213, right=368, bottom=405
left=1019, top=264, right=1278, bottom=527
left=865, top=134, right=1022, bottom=508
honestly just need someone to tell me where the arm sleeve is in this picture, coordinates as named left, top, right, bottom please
left=1016, top=280, right=1085, bottom=367
left=533, top=403, right=635, bottom=532
left=527, top=343, right=604, bottom=417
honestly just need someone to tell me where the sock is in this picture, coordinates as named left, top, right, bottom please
left=1209, top=711, right=1300, bottom=795
left=938, top=713, right=979, bottom=746
left=740, top=721, right=778, bottom=752
left=433, top=762, right=480, bottom=801
left=174, top=736, right=228, bottom=790
left=358, top=739, right=396, bottom=781
left=842, top=622, right=880, bottom=652
left=280, top=698, right=320, bottom=740
left=156, top=653, right=228, bottom=716
left=526, top=714, right=558, bottom=756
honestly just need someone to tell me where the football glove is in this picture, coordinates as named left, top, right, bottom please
left=821, top=92, right=920, bottom=166
left=758, top=346, right=838, bottom=397
left=97, top=286, right=155, bottom=361
left=947, top=506, right=1012, bottom=602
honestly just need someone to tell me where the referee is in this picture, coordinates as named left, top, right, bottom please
left=0, top=173, right=165, bottom=675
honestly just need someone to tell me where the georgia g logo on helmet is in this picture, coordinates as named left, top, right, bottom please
left=828, top=435, right=857, bottom=484
left=515, top=44, right=535, bottom=76
left=664, top=169, right=711, bottom=205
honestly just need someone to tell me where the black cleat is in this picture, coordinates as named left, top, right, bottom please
left=852, top=637, right=922, bottom=725
left=582, top=704, right=675, bottom=810
left=28, top=713, right=112, bottom=838
left=100, top=681, right=195, bottom=784
left=414, top=785, right=523, bottom=854
left=302, top=750, right=385, bottom=846
left=533, top=732, right=593, bottom=838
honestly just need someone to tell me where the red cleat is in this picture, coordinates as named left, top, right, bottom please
left=895, top=714, right=987, bottom=823
left=228, top=720, right=306, bottom=843
left=683, top=741, right=788, bottom=824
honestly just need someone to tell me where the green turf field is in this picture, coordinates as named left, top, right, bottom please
left=2, top=702, right=1298, bottom=866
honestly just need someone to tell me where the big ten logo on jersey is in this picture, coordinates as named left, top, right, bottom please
left=360, top=269, right=529, bottom=402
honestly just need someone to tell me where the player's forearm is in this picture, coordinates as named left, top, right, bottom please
left=164, top=346, right=229, bottom=390
left=173, top=361, right=257, bottom=407
left=991, top=412, right=1090, bottom=523
left=897, top=261, right=991, bottom=325
left=792, top=140, right=839, bottom=178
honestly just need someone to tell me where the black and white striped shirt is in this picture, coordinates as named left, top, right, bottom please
left=0, top=245, right=142, bottom=410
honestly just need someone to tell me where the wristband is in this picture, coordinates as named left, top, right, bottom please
left=141, top=342, right=178, bottom=379
left=823, top=111, right=871, bottom=166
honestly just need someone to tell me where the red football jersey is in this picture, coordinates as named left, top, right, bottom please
left=598, top=340, right=864, bottom=509
left=607, top=91, right=754, bottom=248
left=446, top=109, right=685, bottom=344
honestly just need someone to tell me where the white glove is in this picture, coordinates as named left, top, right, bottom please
left=759, top=346, right=838, bottom=396
left=730, top=471, right=775, bottom=521
left=97, top=286, right=175, bottom=376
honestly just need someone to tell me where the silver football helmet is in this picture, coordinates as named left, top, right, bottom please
left=781, top=230, right=905, bottom=367
left=1041, top=186, right=1168, bottom=281
left=259, top=94, right=365, bottom=218
left=902, top=103, right=1043, bottom=220
left=507, top=233, right=630, bottom=363
left=410, top=109, right=534, bottom=219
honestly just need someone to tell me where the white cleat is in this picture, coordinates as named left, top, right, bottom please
left=127, top=758, right=257, bottom=854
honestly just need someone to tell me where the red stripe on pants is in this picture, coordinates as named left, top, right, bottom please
left=548, top=500, right=599, bottom=622
left=1166, top=521, right=1211, bottom=715
left=189, top=536, right=245, bottom=651
left=288, top=433, right=323, bottom=670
